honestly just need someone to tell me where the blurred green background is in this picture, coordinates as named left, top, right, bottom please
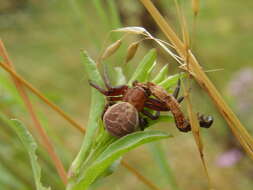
left=0, top=0, right=252, bottom=190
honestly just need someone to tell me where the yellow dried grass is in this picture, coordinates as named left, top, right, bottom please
left=139, top=0, right=253, bottom=160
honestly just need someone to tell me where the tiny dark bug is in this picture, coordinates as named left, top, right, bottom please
left=89, top=75, right=213, bottom=137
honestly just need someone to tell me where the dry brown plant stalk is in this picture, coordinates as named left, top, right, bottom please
left=0, top=60, right=85, bottom=133
left=0, top=45, right=160, bottom=190
left=139, top=0, right=253, bottom=159
left=0, top=40, right=68, bottom=184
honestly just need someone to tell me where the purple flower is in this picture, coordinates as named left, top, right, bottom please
left=216, top=149, right=243, bottom=167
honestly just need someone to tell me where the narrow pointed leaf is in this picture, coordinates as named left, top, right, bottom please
left=152, top=64, right=169, bottom=84
left=128, top=49, right=157, bottom=85
left=72, top=131, right=171, bottom=190
left=158, top=73, right=186, bottom=90
left=69, top=51, right=105, bottom=176
left=10, top=119, right=50, bottom=190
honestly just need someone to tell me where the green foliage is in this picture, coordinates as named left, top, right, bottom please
left=69, top=51, right=106, bottom=177
left=158, top=73, right=186, bottom=90
left=128, top=49, right=157, bottom=85
left=71, top=131, right=171, bottom=190
left=10, top=119, right=50, bottom=190
left=152, top=64, right=169, bottom=84
left=67, top=51, right=178, bottom=190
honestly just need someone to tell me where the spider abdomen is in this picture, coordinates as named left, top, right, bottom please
left=103, top=102, right=139, bottom=137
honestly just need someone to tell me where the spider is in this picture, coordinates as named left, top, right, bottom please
left=89, top=74, right=213, bottom=137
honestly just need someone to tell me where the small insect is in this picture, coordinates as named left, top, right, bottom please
left=89, top=75, right=213, bottom=137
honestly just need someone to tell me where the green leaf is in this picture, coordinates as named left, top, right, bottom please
left=72, top=130, right=171, bottom=190
left=158, top=73, right=186, bottom=90
left=69, top=51, right=105, bottom=177
left=152, top=64, right=169, bottom=84
left=147, top=60, right=157, bottom=81
left=10, top=119, right=50, bottom=190
left=128, top=49, right=157, bottom=85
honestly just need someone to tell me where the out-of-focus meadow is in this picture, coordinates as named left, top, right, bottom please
left=0, top=0, right=252, bottom=190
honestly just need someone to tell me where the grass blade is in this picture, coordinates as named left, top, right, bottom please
left=71, top=131, right=171, bottom=190
left=139, top=0, right=253, bottom=159
left=10, top=119, right=50, bottom=190
left=152, top=65, right=169, bottom=84
left=0, top=40, right=67, bottom=184
left=128, top=49, right=157, bottom=85
left=69, top=51, right=105, bottom=177
left=120, top=161, right=161, bottom=190
left=158, top=73, right=186, bottom=90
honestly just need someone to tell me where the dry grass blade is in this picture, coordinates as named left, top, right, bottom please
left=180, top=0, right=211, bottom=184
left=183, top=85, right=212, bottom=189
left=139, top=0, right=253, bottom=159
left=125, top=41, right=140, bottom=63
left=101, top=39, right=122, bottom=60
left=192, top=0, right=200, bottom=17
left=121, top=160, right=161, bottom=190
left=0, top=44, right=159, bottom=190
left=0, top=61, right=85, bottom=133
left=0, top=40, right=68, bottom=184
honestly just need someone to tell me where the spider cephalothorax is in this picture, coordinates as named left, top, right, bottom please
left=89, top=76, right=213, bottom=137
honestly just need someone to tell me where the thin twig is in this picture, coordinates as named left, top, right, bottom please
left=139, top=0, right=253, bottom=159
left=0, top=40, right=68, bottom=184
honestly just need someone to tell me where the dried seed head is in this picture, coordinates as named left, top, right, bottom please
left=101, top=39, right=122, bottom=60
left=103, top=102, right=139, bottom=137
left=112, top=27, right=147, bottom=35
left=125, top=41, right=139, bottom=63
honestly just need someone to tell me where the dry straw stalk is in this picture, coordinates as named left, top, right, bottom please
left=139, top=0, right=253, bottom=159
left=0, top=40, right=68, bottom=184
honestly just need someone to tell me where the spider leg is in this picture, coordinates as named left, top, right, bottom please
left=102, top=66, right=113, bottom=89
left=177, top=96, right=184, bottom=103
left=173, top=79, right=181, bottom=98
left=139, top=115, right=148, bottom=131
left=141, top=109, right=160, bottom=120
left=107, top=96, right=123, bottom=101
left=144, top=98, right=170, bottom=111
left=89, top=80, right=128, bottom=96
